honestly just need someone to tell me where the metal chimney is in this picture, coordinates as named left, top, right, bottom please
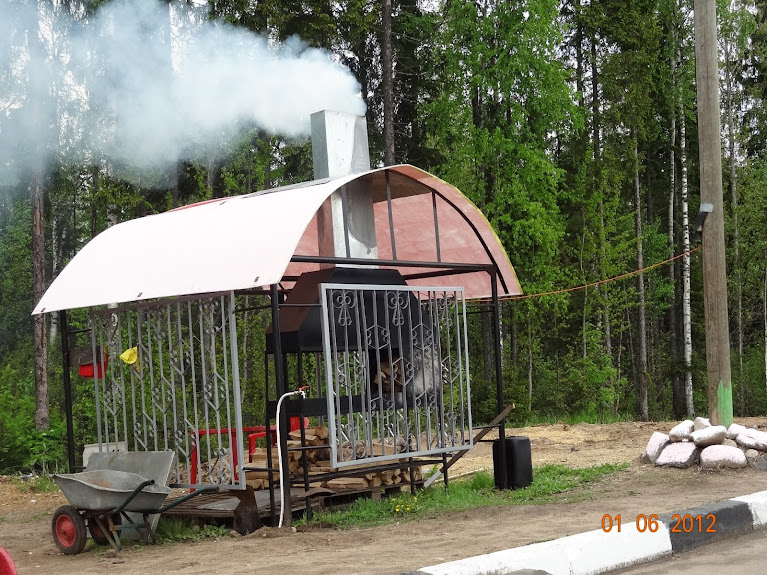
left=310, top=111, right=378, bottom=262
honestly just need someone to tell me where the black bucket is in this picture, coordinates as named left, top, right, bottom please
left=493, top=436, right=533, bottom=490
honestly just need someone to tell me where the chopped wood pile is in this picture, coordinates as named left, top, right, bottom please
left=244, top=425, right=423, bottom=491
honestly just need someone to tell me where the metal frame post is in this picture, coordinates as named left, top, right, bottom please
left=491, top=269, right=508, bottom=489
left=270, top=284, right=292, bottom=526
left=60, top=309, right=76, bottom=472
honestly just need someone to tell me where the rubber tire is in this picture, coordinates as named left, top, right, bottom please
left=52, top=506, right=87, bottom=555
left=87, top=514, right=120, bottom=546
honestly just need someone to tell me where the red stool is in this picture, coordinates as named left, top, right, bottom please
left=246, top=417, right=309, bottom=461
left=189, top=418, right=309, bottom=486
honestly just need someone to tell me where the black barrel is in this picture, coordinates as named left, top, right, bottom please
left=493, top=436, right=533, bottom=490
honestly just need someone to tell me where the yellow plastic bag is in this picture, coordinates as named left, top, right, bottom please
left=119, top=347, right=140, bottom=371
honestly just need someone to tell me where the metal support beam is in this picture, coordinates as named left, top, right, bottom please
left=270, top=284, right=292, bottom=526
left=60, top=310, right=76, bottom=472
left=491, top=270, right=508, bottom=489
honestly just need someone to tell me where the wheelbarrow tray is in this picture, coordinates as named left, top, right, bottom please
left=53, top=470, right=172, bottom=512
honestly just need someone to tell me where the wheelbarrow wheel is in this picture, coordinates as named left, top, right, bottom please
left=52, top=505, right=87, bottom=555
left=87, top=514, right=120, bottom=546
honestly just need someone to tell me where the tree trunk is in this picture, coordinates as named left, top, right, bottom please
left=670, top=80, right=682, bottom=417
left=382, top=0, right=395, bottom=165
left=91, top=165, right=99, bottom=238
left=33, top=168, right=49, bottom=431
left=634, top=135, right=649, bottom=421
left=29, top=2, right=50, bottom=431
left=680, top=96, right=694, bottom=416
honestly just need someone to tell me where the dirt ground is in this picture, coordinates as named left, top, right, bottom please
left=3, top=418, right=767, bottom=575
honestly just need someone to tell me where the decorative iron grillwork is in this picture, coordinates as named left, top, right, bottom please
left=319, top=283, right=472, bottom=468
left=90, top=292, right=244, bottom=489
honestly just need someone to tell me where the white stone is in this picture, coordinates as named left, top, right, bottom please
left=691, top=425, right=727, bottom=447
left=700, top=445, right=747, bottom=469
left=643, top=432, right=670, bottom=464
left=736, top=428, right=767, bottom=451
left=722, top=439, right=738, bottom=448
left=727, top=423, right=747, bottom=440
left=669, top=420, right=694, bottom=442
left=655, top=442, right=699, bottom=468
left=694, top=417, right=711, bottom=431
left=746, top=449, right=760, bottom=462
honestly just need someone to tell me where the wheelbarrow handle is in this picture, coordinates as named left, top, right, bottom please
left=156, top=486, right=220, bottom=513
left=113, top=479, right=155, bottom=514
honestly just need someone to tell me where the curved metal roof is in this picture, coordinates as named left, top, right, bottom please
left=33, top=165, right=521, bottom=314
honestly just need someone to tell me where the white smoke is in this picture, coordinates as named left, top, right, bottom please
left=0, top=0, right=366, bottom=184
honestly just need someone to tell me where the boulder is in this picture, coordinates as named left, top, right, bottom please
left=726, top=423, right=747, bottom=440
left=745, top=449, right=761, bottom=462
left=754, top=456, right=767, bottom=471
left=694, top=417, right=711, bottom=431
left=691, top=425, right=726, bottom=448
left=700, top=445, right=748, bottom=469
left=655, top=442, right=699, bottom=468
left=642, top=432, right=670, bottom=464
left=722, top=439, right=738, bottom=448
left=669, top=420, right=694, bottom=442
left=736, top=428, right=767, bottom=451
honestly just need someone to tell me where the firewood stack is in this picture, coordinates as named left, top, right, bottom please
left=244, top=425, right=423, bottom=491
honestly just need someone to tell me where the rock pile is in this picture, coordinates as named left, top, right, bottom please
left=642, top=417, right=767, bottom=470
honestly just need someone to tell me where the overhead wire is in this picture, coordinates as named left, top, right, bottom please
left=482, top=245, right=703, bottom=303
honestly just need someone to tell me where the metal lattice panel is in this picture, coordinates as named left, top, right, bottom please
left=90, top=292, right=244, bottom=489
left=319, top=283, right=472, bottom=468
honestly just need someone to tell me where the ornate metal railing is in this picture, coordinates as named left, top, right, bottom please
left=90, top=292, right=244, bottom=489
left=319, top=283, right=473, bottom=468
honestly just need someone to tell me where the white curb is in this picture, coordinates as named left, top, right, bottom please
left=731, top=490, right=767, bottom=527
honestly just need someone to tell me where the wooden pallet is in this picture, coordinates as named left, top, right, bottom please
left=162, top=487, right=313, bottom=520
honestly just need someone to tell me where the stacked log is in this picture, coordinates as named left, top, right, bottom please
left=244, top=425, right=423, bottom=491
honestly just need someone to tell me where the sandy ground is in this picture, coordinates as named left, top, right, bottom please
left=3, top=417, right=767, bottom=575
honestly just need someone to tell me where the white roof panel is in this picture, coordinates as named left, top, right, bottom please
left=34, top=165, right=522, bottom=314
left=33, top=173, right=360, bottom=314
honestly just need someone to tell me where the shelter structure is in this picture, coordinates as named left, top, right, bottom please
left=35, top=111, right=522, bottom=525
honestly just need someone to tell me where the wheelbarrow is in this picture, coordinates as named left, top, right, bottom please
left=51, top=470, right=216, bottom=555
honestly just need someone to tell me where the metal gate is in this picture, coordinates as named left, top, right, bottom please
left=320, top=283, right=473, bottom=468
left=90, top=292, right=245, bottom=489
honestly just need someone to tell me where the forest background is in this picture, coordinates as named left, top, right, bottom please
left=2, top=0, right=767, bottom=474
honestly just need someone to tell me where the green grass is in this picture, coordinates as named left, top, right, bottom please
left=515, top=410, right=634, bottom=427
left=154, top=517, right=230, bottom=544
left=11, top=475, right=59, bottom=494
left=300, top=462, right=628, bottom=529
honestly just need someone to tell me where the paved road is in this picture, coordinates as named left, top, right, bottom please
left=616, top=528, right=767, bottom=574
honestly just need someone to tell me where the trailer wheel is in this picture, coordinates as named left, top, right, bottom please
left=52, top=506, right=87, bottom=555
left=87, top=514, right=120, bottom=546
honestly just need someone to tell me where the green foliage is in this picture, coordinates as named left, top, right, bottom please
left=3, top=0, right=767, bottom=469
left=154, top=518, right=230, bottom=544
left=11, top=475, right=58, bottom=494
left=304, top=464, right=627, bottom=528
left=389, top=493, right=420, bottom=516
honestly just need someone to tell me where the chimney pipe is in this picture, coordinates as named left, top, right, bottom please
left=310, top=111, right=378, bottom=262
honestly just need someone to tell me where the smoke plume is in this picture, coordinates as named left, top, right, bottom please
left=0, top=0, right=366, bottom=185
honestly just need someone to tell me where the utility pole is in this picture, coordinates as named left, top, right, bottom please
left=693, top=0, right=733, bottom=427
left=382, top=0, right=395, bottom=166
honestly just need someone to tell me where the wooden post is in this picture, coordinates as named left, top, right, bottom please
left=693, top=0, right=733, bottom=426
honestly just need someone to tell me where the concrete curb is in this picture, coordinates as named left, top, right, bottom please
left=403, top=489, right=767, bottom=575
